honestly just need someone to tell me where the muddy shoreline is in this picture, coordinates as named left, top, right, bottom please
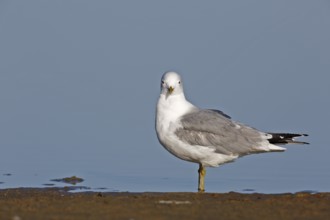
left=0, top=188, right=329, bottom=220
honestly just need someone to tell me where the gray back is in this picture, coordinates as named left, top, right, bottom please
left=175, top=109, right=270, bottom=156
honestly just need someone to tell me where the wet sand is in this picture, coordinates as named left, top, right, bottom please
left=0, top=188, right=329, bottom=220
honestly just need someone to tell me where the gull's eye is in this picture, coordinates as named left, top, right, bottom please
left=161, top=80, right=165, bottom=85
left=178, top=81, right=181, bottom=84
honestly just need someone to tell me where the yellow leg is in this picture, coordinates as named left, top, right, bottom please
left=198, top=164, right=206, bottom=192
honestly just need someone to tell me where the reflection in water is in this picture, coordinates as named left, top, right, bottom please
left=0, top=171, right=325, bottom=194
left=51, top=176, right=84, bottom=185
left=242, top=189, right=255, bottom=192
left=43, top=183, right=55, bottom=186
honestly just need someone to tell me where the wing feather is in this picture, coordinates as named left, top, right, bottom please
left=175, top=109, right=271, bottom=156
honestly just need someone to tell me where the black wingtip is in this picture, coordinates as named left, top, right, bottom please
left=268, top=133, right=309, bottom=145
left=295, top=141, right=310, bottom=145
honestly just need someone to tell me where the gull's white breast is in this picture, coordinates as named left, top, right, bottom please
left=156, top=94, right=238, bottom=167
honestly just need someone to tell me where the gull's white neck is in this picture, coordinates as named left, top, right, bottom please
left=156, top=93, right=196, bottom=131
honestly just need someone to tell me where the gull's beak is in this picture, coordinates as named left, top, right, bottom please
left=167, top=86, right=174, bottom=94
left=165, top=86, right=174, bottom=99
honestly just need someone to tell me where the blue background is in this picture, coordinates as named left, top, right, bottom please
left=0, top=0, right=329, bottom=192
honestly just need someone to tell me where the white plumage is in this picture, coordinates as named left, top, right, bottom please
left=155, top=71, right=308, bottom=192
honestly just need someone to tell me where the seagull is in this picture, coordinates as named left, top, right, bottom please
left=155, top=71, right=308, bottom=192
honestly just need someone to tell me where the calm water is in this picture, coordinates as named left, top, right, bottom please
left=1, top=151, right=328, bottom=194
left=0, top=171, right=326, bottom=194
left=1, top=1, right=330, bottom=194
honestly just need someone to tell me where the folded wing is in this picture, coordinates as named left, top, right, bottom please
left=175, top=109, right=284, bottom=156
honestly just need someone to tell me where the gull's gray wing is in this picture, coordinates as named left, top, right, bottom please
left=207, top=109, right=231, bottom=119
left=175, top=109, right=273, bottom=156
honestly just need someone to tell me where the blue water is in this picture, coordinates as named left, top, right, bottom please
left=1, top=153, right=328, bottom=194
left=0, top=171, right=325, bottom=194
left=1, top=1, right=330, bottom=194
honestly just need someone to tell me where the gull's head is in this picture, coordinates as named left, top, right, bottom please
left=160, top=71, right=183, bottom=98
